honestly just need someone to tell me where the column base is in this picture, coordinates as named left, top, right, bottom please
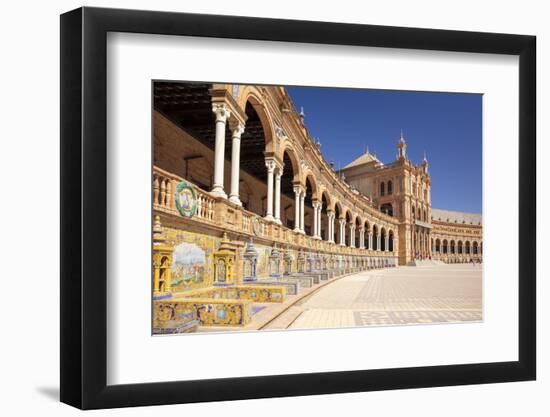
left=274, top=218, right=282, bottom=225
left=264, top=214, right=275, bottom=222
left=228, top=195, right=242, bottom=206
left=210, top=187, right=227, bottom=199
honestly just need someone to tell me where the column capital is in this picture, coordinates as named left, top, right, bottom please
left=312, top=200, right=322, bottom=209
left=212, top=103, right=230, bottom=123
left=265, top=158, right=277, bottom=173
left=293, top=184, right=304, bottom=196
left=327, top=209, right=335, bottom=217
left=339, top=218, right=346, bottom=226
left=229, top=120, right=245, bottom=137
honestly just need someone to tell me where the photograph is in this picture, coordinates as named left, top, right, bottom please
left=151, top=81, right=483, bottom=334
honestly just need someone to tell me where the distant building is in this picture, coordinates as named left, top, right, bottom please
left=341, top=132, right=482, bottom=264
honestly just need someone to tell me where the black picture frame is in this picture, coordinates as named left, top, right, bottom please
left=60, top=6, right=536, bottom=410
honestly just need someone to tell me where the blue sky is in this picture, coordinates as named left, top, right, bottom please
left=287, top=87, right=482, bottom=214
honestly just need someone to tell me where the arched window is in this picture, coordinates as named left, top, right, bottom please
left=387, top=180, right=393, bottom=195
left=380, top=203, right=393, bottom=216
left=380, top=182, right=385, bottom=196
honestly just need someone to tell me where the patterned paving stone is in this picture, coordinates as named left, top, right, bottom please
left=288, top=264, right=482, bottom=329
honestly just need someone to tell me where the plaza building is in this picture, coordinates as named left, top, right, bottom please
left=151, top=82, right=482, bottom=332
left=340, top=136, right=483, bottom=265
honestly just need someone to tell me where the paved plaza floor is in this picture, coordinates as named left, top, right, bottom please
left=265, top=263, right=482, bottom=330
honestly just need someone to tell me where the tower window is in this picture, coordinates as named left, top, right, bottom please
left=380, top=182, right=385, bottom=196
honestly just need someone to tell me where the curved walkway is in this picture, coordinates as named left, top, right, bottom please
left=265, top=263, right=482, bottom=330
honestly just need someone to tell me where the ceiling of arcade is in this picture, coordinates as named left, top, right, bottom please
left=153, top=81, right=398, bottom=230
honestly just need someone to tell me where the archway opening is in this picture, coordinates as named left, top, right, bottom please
left=381, top=203, right=393, bottom=216
left=304, top=176, right=316, bottom=236
left=280, top=150, right=298, bottom=229
left=346, top=210, right=353, bottom=246
left=335, top=203, right=343, bottom=244
left=320, top=192, right=331, bottom=241
left=364, top=221, right=371, bottom=249
left=355, top=217, right=362, bottom=248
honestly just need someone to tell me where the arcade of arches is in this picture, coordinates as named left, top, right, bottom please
left=152, top=82, right=482, bottom=290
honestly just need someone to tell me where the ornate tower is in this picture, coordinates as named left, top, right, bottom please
left=213, top=232, right=236, bottom=286
left=397, top=129, right=407, bottom=160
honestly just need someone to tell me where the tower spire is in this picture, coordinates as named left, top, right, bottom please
left=397, top=129, right=407, bottom=160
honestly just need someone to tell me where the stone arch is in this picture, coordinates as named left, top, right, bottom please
left=345, top=210, right=353, bottom=247
left=237, top=86, right=276, bottom=153
left=388, top=229, right=395, bottom=252
left=380, top=227, right=387, bottom=251
left=280, top=142, right=302, bottom=183
left=303, top=175, right=318, bottom=237
left=303, top=170, right=319, bottom=200
left=354, top=215, right=362, bottom=248
left=372, top=224, right=379, bottom=251
left=320, top=188, right=333, bottom=211
left=320, top=189, right=332, bottom=241
left=363, top=219, right=371, bottom=249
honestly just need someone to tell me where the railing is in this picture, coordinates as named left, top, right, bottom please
left=153, top=167, right=178, bottom=214
left=153, top=165, right=398, bottom=259
left=195, top=190, right=214, bottom=221
left=153, top=166, right=214, bottom=221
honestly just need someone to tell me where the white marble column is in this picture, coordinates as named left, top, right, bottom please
left=265, top=159, right=276, bottom=221
left=228, top=122, right=244, bottom=205
left=359, top=228, right=365, bottom=249
left=339, top=219, right=346, bottom=246
left=385, top=236, right=389, bottom=252
left=211, top=104, right=230, bottom=198
left=274, top=167, right=283, bottom=224
left=312, top=201, right=321, bottom=239
left=293, top=186, right=301, bottom=233
left=327, top=211, right=335, bottom=243
left=350, top=225, right=356, bottom=248
left=377, top=234, right=381, bottom=252
left=312, top=201, right=318, bottom=237
left=317, top=204, right=322, bottom=239
left=299, top=191, right=305, bottom=234
left=368, top=232, right=373, bottom=250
